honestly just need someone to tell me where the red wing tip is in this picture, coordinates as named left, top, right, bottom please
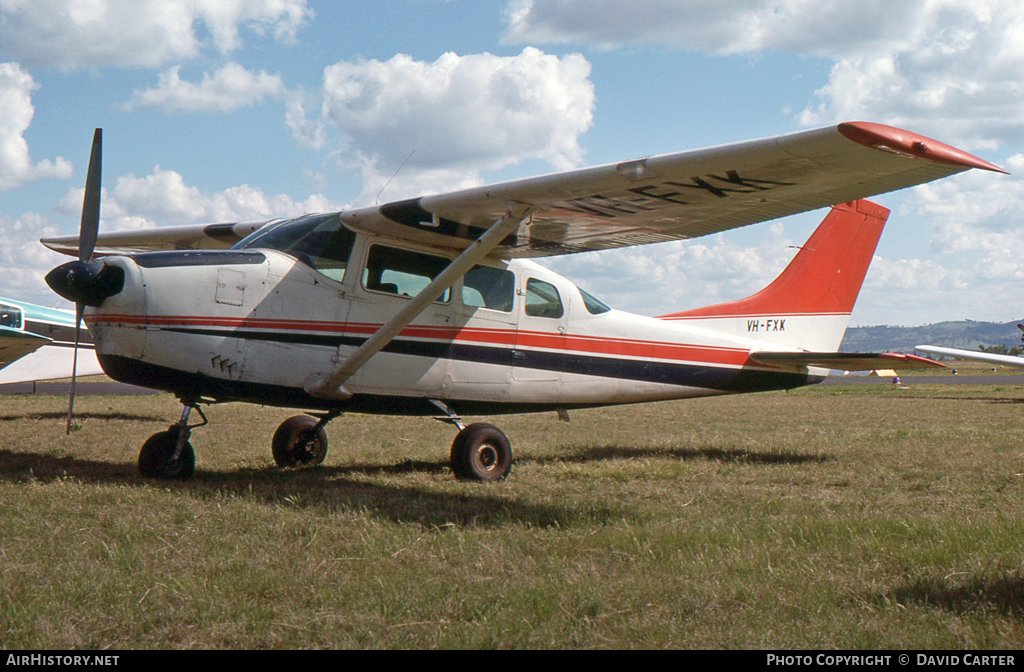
left=838, top=122, right=1009, bottom=174
left=880, top=352, right=947, bottom=368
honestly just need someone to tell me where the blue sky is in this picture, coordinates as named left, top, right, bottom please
left=2, top=0, right=1022, bottom=327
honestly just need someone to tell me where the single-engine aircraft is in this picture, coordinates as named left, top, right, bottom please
left=43, top=124, right=1006, bottom=481
left=0, top=296, right=102, bottom=384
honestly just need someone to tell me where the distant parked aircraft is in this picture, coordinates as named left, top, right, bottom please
left=0, top=296, right=102, bottom=384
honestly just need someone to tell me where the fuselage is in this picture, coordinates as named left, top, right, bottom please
left=84, top=215, right=820, bottom=415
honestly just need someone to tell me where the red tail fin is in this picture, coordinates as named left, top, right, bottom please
left=661, top=200, right=888, bottom=351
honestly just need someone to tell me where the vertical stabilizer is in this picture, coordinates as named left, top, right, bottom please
left=659, top=200, right=888, bottom=352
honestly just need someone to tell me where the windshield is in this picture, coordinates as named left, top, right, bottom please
left=578, top=286, right=611, bottom=315
left=233, top=213, right=355, bottom=282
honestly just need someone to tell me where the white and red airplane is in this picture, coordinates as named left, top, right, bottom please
left=42, top=124, right=1005, bottom=481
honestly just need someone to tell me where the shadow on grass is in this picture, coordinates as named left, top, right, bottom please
left=0, top=449, right=618, bottom=529
left=533, top=444, right=830, bottom=466
left=0, top=411, right=164, bottom=422
left=880, top=574, right=1024, bottom=619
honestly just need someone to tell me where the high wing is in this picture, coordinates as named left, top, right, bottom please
left=752, top=351, right=945, bottom=371
left=915, top=345, right=1024, bottom=368
left=42, top=122, right=1006, bottom=259
left=42, top=220, right=280, bottom=257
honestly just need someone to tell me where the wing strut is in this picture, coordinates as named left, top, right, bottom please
left=305, top=204, right=533, bottom=401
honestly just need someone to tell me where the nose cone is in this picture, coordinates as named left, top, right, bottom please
left=45, top=259, right=125, bottom=307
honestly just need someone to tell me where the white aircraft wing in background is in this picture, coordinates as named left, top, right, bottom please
left=915, top=345, right=1024, bottom=368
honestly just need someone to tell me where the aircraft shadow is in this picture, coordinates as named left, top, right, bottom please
left=878, top=574, right=1024, bottom=620
left=0, top=450, right=619, bottom=529
left=0, top=411, right=164, bottom=422
left=532, top=444, right=830, bottom=466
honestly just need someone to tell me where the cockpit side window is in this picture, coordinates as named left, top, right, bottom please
left=462, top=265, right=514, bottom=312
left=362, top=245, right=451, bottom=302
left=234, top=213, right=355, bottom=282
left=524, top=278, right=563, bottom=318
left=0, top=303, right=22, bottom=329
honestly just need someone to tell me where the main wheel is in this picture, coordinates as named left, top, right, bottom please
left=450, top=423, right=512, bottom=482
left=138, top=428, right=196, bottom=480
left=272, top=415, right=328, bottom=467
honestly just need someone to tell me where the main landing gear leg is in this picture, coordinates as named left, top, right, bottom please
left=272, top=412, right=336, bottom=468
left=431, top=400, right=513, bottom=482
left=138, top=401, right=206, bottom=480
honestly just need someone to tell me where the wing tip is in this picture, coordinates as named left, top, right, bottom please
left=838, top=121, right=1009, bottom=175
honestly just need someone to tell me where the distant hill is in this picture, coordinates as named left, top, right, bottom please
left=840, top=319, right=1024, bottom=354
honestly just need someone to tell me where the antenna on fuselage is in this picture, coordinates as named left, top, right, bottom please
left=375, top=150, right=415, bottom=205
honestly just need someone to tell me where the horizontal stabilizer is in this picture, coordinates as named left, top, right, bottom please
left=750, top=351, right=945, bottom=371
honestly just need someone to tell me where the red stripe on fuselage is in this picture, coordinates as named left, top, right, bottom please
left=87, top=313, right=756, bottom=367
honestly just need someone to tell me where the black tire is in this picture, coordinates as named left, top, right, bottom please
left=138, top=428, right=196, bottom=480
left=450, top=423, right=512, bottom=482
left=272, top=415, right=328, bottom=467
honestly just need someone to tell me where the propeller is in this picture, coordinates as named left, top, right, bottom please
left=44, top=129, right=118, bottom=434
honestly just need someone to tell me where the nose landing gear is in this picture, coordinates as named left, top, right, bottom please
left=138, top=402, right=206, bottom=480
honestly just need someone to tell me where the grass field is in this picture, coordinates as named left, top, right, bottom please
left=2, top=378, right=1024, bottom=649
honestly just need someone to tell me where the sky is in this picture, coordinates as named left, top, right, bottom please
left=1, top=0, right=1022, bottom=327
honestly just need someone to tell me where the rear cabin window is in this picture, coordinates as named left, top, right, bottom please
left=524, top=278, right=563, bottom=318
left=362, top=245, right=451, bottom=302
left=462, top=265, right=514, bottom=312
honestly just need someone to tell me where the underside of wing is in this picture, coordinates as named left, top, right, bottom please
left=339, top=122, right=1006, bottom=258
left=40, top=122, right=1004, bottom=260
left=0, top=326, right=50, bottom=368
left=750, top=351, right=946, bottom=371
left=41, top=220, right=279, bottom=257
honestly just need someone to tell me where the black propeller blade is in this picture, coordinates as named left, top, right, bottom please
left=48, top=128, right=105, bottom=434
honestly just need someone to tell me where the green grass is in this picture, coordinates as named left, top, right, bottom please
left=2, top=382, right=1024, bottom=648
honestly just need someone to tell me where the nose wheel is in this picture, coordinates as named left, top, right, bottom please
left=138, top=403, right=205, bottom=480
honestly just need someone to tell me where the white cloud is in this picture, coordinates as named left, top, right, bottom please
left=121, top=62, right=285, bottom=113
left=319, top=48, right=595, bottom=204
left=0, top=212, right=69, bottom=305
left=56, top=166, right=343, bottom=230
left=503, top=0, right=1024, bottom=149
left=0, top=63, right=72, bottom=192
left=501, top=0, right=927, bottom=56
left=0, top=0, right=312, bottom=70
left=285, top=87, right=328, bottom=150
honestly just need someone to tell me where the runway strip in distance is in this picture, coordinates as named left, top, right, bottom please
left=821, top=374, right=1024, bottom=386
left=2, top=375, right=1024, bottom=397
left=0, top=381, right=162, bottom=396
